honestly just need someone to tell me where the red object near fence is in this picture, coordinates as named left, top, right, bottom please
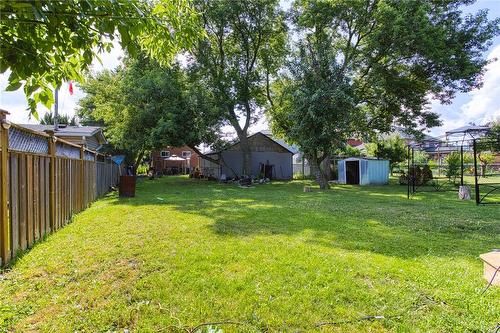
left=119, top=176, right=136, bottom=197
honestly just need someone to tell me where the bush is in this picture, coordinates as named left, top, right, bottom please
left=445, top=152, right=461, bottom=182
left=422, top=165, right=433, bottom=184
left=399, top=171, right=408, bottom=185
left=136, top=164, right=149, bottom=175
left=402, top=165, right=433, bottom=186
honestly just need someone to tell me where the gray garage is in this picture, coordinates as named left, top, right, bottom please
left=200, top=131, right=296, bottom=180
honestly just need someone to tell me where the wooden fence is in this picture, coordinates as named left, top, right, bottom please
left=0, top=111, right=121, bottom=266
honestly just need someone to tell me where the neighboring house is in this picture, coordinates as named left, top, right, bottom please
left=151, top=146, right=200, bottom=174
left=388, top=126, right=444, bottom=159
left=19, top=124, right=107, bottom=151
left=445, top=124, right=492, bottom=141
left=346, top=138, right=367, bottom=155
left=200, top=131, right=297, bottom=180
left=391, top=126, right=442, bottom=146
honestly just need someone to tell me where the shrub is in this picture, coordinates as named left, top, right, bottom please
left=136, top=164, right=149, bottom=175
left=422, top=165, right=433, bottom=184
left=445, top=152, right=461, bottom=182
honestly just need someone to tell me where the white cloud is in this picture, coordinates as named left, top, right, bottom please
left=430, top=44, right=500, bottom=136
left=0, top=41, right=123, bottom=125
left=459, top=45, right=500, bottom=122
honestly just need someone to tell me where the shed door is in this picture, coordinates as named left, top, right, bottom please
left=346, top=161, right=360, bottom=184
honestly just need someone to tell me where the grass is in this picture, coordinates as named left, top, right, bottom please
left=0, top=176, right=499, bottom=332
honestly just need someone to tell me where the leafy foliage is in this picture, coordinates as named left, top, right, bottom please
left=0, top=0, right=202, bottom=116
left=39, top=112, right=77, bottom=126
left=191, top=0, right=287, bottom=174
left=343, top=145, right=362, bottom=157
left=269, top=0, right=499, bottom=188
left=78, top=55, right=221, bottom=170
left=269, top=34, right=359, bottom=188
left=445, top=151, right=462, bottom=182
left=366, top=135, right=407, bottom=173
left=477, top=120, right=500, bottom=152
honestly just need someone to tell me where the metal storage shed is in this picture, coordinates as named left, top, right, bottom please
left=338, top=157, right=389, bottom=185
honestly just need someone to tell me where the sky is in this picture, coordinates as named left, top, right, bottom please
left=1, top=0, right=500, bottom=139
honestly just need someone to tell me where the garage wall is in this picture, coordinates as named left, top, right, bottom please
left=220, top=151, right=292, bottom=179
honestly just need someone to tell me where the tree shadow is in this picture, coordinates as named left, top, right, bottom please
left=107, top=177, right=499, bottom=259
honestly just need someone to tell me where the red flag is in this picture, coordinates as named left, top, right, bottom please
left=68, top=81, right=73, bottom=95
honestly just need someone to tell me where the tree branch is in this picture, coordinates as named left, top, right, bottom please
left=188, top=144, right=220, bottom=165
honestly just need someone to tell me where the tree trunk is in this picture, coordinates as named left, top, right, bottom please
left=321, top=155, right=332, bottom=180
left=310, top=154, right=330, bottom=190
left=227, top=104, right=251, bottom=177
left=459, top=185, right=471, bottom=200
left=132, top=150, right=145, bottom=175
left=239, top=135, right=252, bottom=176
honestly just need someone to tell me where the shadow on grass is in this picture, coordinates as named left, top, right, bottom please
left=107, top=176, right=499, bottom=259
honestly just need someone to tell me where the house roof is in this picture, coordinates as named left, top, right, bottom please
left=260, top=130, right=299, bottom=154
left=340, top=157, right=389, bottom=161
left=206, top=130, right=297, bottom=155
left=445, top=125, right=491, bottom=137
left=19, top=124, right=107, bottom=144
left=391, top=126, right=441, bottom=142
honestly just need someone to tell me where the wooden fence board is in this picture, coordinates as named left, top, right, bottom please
left=44, top=158, right=50, bottom=234
left=26, top=155, right=33, bottom=247
left=18, top=154, right=27, bottom=250
left=39, top=158, right=45, bottom=238
left=9, top=154, right=18, bottom=254
left=33, top=155, right=39, bottom=241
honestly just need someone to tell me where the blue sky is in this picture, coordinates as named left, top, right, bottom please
left=1, top=0, right=500, bottom=138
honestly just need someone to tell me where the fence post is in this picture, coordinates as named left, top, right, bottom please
left=93, top=153, right=97, bottom=200
left=0, top=110, right=11, bottom=266
left=411, top=147, right=415, bottom=194
left=80, top=147, right=85, bottom=210
left=473, top=139, right=480, bottom=205
left=460, top=145, right=464, bottom=186
left=47, top=131, right=57, bottom=231
left=407, top=145, right=410, bottom=199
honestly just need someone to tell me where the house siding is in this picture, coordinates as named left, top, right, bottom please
left=219, top=151, right=292, bottom=179
left=54, top=135, right=102, bottom=151
left=151, top=146, right=200, bottom=172
left=200, top=133, right=294, bottom=180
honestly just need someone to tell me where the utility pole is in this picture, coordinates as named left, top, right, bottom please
left=54, top=86, right=59, bottom=131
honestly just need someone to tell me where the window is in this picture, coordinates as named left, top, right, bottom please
left=182, top=151, right=192, bottom=158
left=160, top=151, right=170, bottom=158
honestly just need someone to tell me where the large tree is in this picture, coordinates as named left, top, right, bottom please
left=0, top=0, right=201, bottom=116
left=78, top=55, right=221, bottom=172
left=269, top=0, right=499, bottom=188
left=191, top=0, right=287, bottom=176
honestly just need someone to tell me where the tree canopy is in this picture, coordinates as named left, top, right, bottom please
left=191, top=0, right=287, bottom=175
left=78, top=55, right=221, bottom=171
left=269, top=0, right=499, bottom=188
left=0, top=0, right=202, bottom=116
left=366, top=134, right=407, bottom=174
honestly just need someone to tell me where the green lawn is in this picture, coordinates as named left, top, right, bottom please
left=0, top=176, right=499, bottom=332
